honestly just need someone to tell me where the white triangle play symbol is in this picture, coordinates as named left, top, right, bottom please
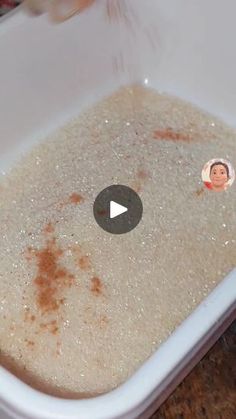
left=110, top=201, right=128, bottom=219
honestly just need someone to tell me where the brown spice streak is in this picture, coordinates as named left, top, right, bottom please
left=71, top=246, right=104, bottom=297
left=25, top=247, right=33, bottom=262
left=44, top=222, right=55, bottom=234
left=90, top=276, right=103, bottom=296
left=79, top=255, right=91, bottom=271
left=137, top=169, right=149, bottom=180
left=33, top=238, right=74, bottom=313
left=99, top=315, right=108, bottom=328
left=69, top=193, right=84, bottom=205
left=70, top=245, right=92, bottom=272
left=195, top=187, right=205, bottom=197
left=59, top=192, right=85, bottom=209
left=24, top=307, right=32, bottom=322
left=40, top=320, right=59, bottom=335
left=153, top=128, right=192, bottom=142
left=26, top=224, right=75, bottom=315
left=132, top=168, right=150, bottom=193
left=25, top=339, right=35, bottom=348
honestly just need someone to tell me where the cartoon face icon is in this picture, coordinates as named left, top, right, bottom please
left=209, top=162, right=229, bottom=191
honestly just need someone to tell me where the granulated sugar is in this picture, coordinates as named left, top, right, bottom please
left=0, top=85, right=235, bottom=397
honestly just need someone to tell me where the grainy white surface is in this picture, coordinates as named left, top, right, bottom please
left=0, top=86, right=235, bottom=398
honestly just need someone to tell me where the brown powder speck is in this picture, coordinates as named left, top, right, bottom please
left=90, top=276, right=103, bottom=296
left=132, top=168, right=150, bottom=193
left=69, top=193, right=84, bottom=205
left=25, top=339, right=35, bottom=348
left=39, top=320, right=59, bottom=335
left=44, top=222, right=55, bottom=234
left=195, top=187, right=205, bottom=197
left=153, top=128, right=192, bottom=142
left=71, top=245, right=94, bottom=273
left=25, top=247, right=34, bottom=262
left=59, top=298, right=66, bottom=305
left=137, top=169, right=149, bottom=180
left=26, top=234, right=75, bottom=315
left=24, top=307, right=33, bottom=322
left=51, top=326, right=59, bottom=335
left=99, top=315, right=109, bottom=329
left=50, top=320, right=59, bottom=335
left=132, top=181, right=142, bottom=193
left=59, top=193, right=84, bottom=210
left=83, top=307, right=108, bottom=328
left=79, top=255, right=91, bottom=271
left=70, top=244, right=81, bottom=254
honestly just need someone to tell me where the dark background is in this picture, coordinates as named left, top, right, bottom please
left=151, top=321, right=236, bottom=419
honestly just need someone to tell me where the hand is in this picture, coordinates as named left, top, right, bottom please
left=23, top=0, right=95, bottom=22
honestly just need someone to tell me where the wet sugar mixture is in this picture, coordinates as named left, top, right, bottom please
left=0, top=86, right=235, bottom=397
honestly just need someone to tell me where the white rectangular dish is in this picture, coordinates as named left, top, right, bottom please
left=0, top=1, right=235, bottom=418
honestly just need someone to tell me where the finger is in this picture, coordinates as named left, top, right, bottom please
left=23, top=0, right=48, bottom=15
left=49, top=0, right=95, bottom=22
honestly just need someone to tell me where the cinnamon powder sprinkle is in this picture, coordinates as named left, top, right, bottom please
left=26, top=226, right=75, bottom=315
left=44, top=222, right=55, bottom=234
left=132, top=169, right=149, bottom=193
left=90, top=276, right=103, bottom=296
left=70, top=245, right=93, bottom=272
left=40, top=320, right=59, bottom=335
left=69, top=193, right=84, bottom=205
left=79, top=255, right=91, bottom=271
left=25, top=339, right=35, bottom=348
left=59, top=193, right=85, bottom=209
left=137, top=169, right=149, bottom=180
left=195, top=186, right=205, bottom=197
left=24, top=307, right=34, bottom=322
left=153, top=128, right=191, bottom=142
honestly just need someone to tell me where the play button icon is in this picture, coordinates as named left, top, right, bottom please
left=93, top=185, right=143, bottom=234
left=110, top=201, right=128, bottom=219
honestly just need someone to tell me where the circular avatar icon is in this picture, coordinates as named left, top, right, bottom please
left=202, top=158, right=235, bottom=192
left=93, top=185, right=143, bottom=234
